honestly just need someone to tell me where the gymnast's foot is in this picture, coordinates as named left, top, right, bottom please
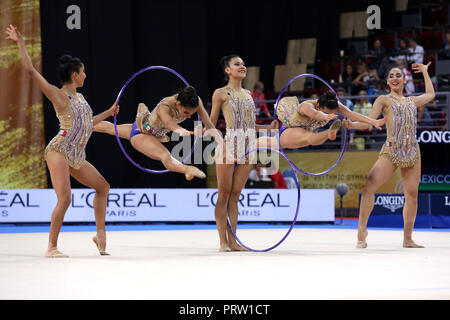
left=356, top=228, right=368, bottom=248
left=228, top=241, right=248, bottom=252
left=92, top=233, right=110, bottom=256
left=136, top=103, right=150, bottom=133
left=185, top=166, right=206, bottom=181
left=328, top=119, right=341, bottom=141
left=403, top=240, right=424, bottom=248
left=45, top=246, right=69, bottom=258
left=219, top=244, right=231, bottom=252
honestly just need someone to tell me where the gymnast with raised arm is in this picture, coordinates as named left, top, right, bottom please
left=6, top=25, right=119, bottom=258
left=348, top=62, right=434, bottom=248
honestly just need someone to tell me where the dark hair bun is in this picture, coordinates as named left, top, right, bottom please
left=58, top=54, right=73, bottom=65
left=324, top=91, right=337, bottom=101
left=220, top=54, right=241, bottom=82
left=57, top=54, right=83, bottom=84
left=318, top=91, right=338, bottom=110
left=177, top=86, right=199, bottom=109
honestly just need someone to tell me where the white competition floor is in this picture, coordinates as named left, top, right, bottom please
left=1, top=223, right=450, bottom=300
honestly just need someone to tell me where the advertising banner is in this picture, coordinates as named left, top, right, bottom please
left=430, top=193, right=450, bottom=228
left=419, top=135, right=450, bottom=192
left=0, top=188, right=334, bottom=223
left=276, top=151, right=402, bottom=208
left=363, top=193, right=450, bottom=228
left=365, top=193, right=431, bottom=228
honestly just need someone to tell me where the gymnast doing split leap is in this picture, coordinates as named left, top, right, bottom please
left=94, top=86, right=221, bottom=180
left=275, top=92, right=387, bottom=150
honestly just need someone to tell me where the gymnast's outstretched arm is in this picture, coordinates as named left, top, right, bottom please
left=301, top=101, right=337, bottom=122
left=6, top=24, right=67, bottom=112
left=337, top=101, right=386, bottom=130
left=343, top=96, right=386, bottom=130
left=157, top=103, right=192, bottom=136
left=196, top=97, right=224, bottom=143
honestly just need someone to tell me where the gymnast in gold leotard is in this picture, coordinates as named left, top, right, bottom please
left=209, top=55, right=278, bottom=252
left=349, top=62, right=435, bottom=249
left=94, top=86, right=220, bottom=181
left=275, top=92, right=387, bottom=150
left=6, top=25, right=119, bottom=258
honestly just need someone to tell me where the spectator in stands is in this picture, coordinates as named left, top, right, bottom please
left=391, top=38, right=410, bottom=63
left=429, top=98, right=447, bottom=130
left=268, top=165, right=287, bottom=189
left=336, top=86, right=355, bottom=144
left=420, top=98, right=445, bottom=130
left=444, top=31, right=450, bottom=50
left=336, top=87, right=353, bottom=110
left=417, top=101, right=435, bottom=131
left=353, top=90, right=373, bottom=118
left=282, top=167, right=296, bottom=180
left=352, top=90, right=374, bottom=149
left=395, top=59, right=415, bottom=94
left=248, top=162, right=271, bottom=182
left=251, top=81, right=271, bottom=121
left=352, top=63, right=379, bottom=94
left=340, top=64, right=357, bottom=83
left=368, top=39, right=387, bottom=73
left=438, top=31, right=450, bottom=59
left=408, top=37, right=424, bottom=65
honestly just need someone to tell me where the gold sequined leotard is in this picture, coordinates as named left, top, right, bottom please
left=217, top=87, right=256, bottom=163
left=276, top=97, right=328, bottom=131
left=45, top=92, right=93, bottom=169
left=136, top=95, right=187, bottom=143
left=379, top=95, right=420, bottom=168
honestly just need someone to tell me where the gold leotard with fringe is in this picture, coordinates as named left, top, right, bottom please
left=379, top=95, right=420, bottom=168
left=276, top=97, right=328, bottom=131
left=216, top=87, right=256, bottom=163
left=45, top=92, right=93, bottom=169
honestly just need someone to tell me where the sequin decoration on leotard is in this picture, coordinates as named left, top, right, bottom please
left=45, top=92, right=93, bottom=169
left=276, top=97, right=328, bottom=132
left=136, top=95, right=187, bottom=143
left=380, top=95, right=420, bottom=168
left=219, top=87, right=256, bottom=163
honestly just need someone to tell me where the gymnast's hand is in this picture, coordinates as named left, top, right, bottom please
left=373, top=117, right=387, bottom=130
left=108, top=101, right=120, bottom=117
left=202, top=128, right=223, bottom=142
left=194, top=124, right=204, bottom=137
left=412, top=62, right=431, bottom=74
left=5, top=24, right=22, bottom=42
left=342, top=119, right=353, bottom=129
left=174, top=128, right=193, bottom=137
left=270, top=120, right=279, bottom=130
left=323, top=113, right=338, bottom=122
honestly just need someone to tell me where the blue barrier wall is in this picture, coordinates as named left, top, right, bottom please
left=360, top=193, right=450, bottom=228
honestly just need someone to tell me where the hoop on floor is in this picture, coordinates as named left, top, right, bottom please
left=227, top=147, right=301, bottom=252
left=274, top=73, right=348, bottom=176
left=113, top=66, right=202, bottom=174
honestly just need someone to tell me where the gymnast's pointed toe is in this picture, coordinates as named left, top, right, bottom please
left=136, top=103, right=150, bottom=133
left=185, top=166, right=206, bottom=181
left=328, top=119, right=341, bottom=141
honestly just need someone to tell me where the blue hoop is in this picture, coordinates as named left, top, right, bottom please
left=113, top=66, right=202, bottom=174
left=227, top=147, right=301, bottom=252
